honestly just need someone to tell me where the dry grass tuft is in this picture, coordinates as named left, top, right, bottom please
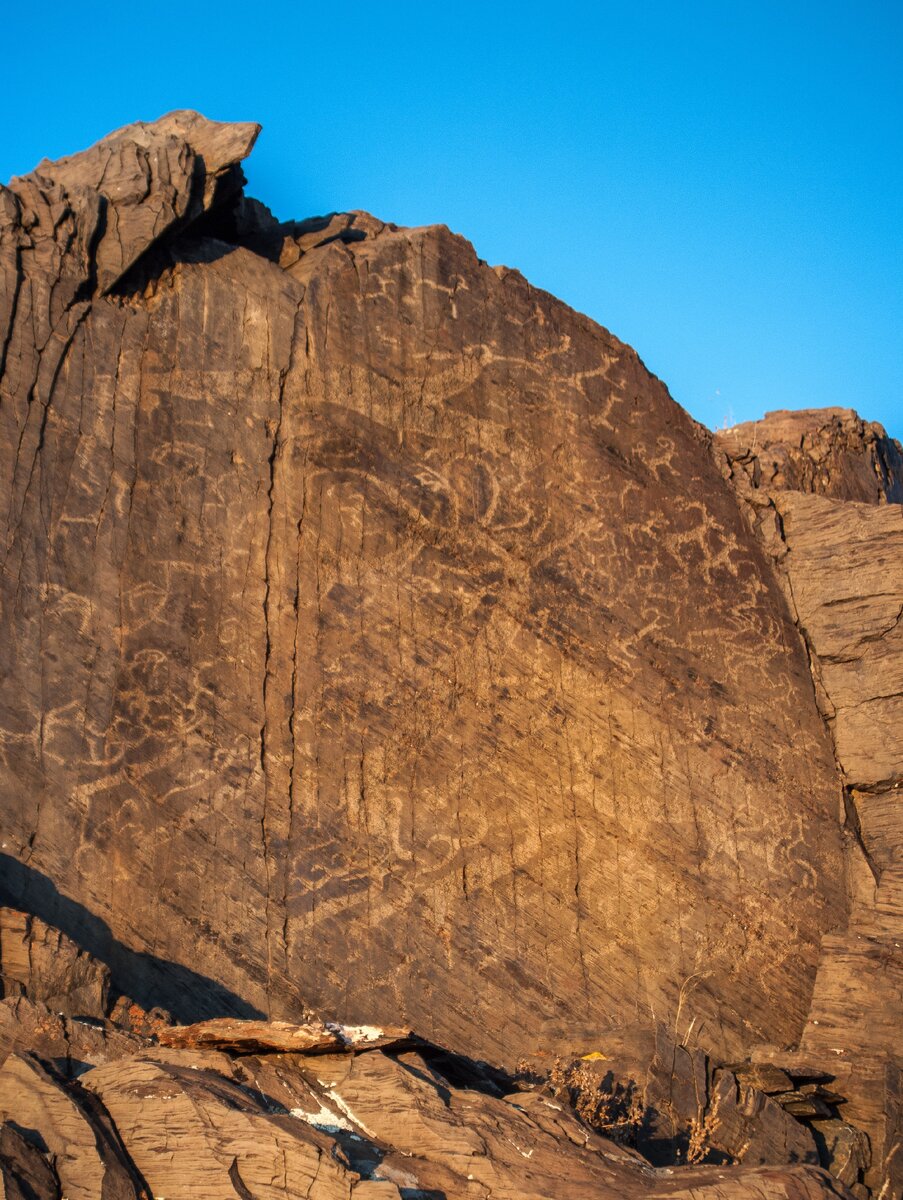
left=686, top=1108, right=722, bottom=1164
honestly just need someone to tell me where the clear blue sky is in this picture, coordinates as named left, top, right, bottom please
left=3, top=1, right=901, bottom=440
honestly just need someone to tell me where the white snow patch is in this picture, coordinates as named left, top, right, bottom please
left=326, top=1089, right=378, bottom=1139
left=326, top=1021, right=384, bottom=1044
left=290, top=1103, right=355, bottom=1135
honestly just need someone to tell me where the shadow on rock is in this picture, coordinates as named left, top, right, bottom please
left=0, top=854, right=263, bottom=1023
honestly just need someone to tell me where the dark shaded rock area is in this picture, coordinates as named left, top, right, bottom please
left=0, top=113, right=899, bottom=1196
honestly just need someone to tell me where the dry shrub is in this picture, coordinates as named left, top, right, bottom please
left=548, top=1058, right=646, bottom=1145
left=686, top=1108, right=722, bottom=1164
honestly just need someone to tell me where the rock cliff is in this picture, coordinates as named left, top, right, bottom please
left=0, top=113, right=899, bottom=1197
left=715, top=410, right=903, bottom=1198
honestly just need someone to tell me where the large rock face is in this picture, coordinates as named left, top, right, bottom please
left=0, top=113, right=849, bottom=1071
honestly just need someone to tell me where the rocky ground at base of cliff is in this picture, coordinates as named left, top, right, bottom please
left=0, top=907, right=867, bottom=1199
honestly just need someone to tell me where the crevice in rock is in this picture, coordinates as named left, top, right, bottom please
left=71, top=194, right=107, bottom=304
left=842, top=789, right=881, bottom=885
left=0, top=239, right=24, bottom=385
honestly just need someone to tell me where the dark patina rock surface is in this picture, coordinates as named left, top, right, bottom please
left=0, top=113, right=849, bottom=1071
left=5, top=113, right=903, bottom=1198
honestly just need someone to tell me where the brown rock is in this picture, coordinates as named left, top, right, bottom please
left=0, top=1052, right=149, bottom=1199
left=715, top=408, right=903, bottom=504
left=771, top=492, right=903, bottom=799
left=9, top=109, right=260, bottom=295
left=534, top=1021, right=711, bottom=1165
left=0, top=995, right=143, bottom=1074
left=107, top=994, right=172, bottom=1039
left=0, top=1122, right=59, bottom=1200
left=0, top=112, right=848, bottom=1069
left=708, top=1069, right=819, bottom=1168
left=157, top=1017, right=417, bottom=1055
left=0, top=907, right=110, bottom=1018
left=810, top=1120, right=870, bottom=1189
left=729, top=1063, right=796, bottom=1095
left=285, top=1046, right=849, bottom=1199
left=0, top=972, right=858, bottom=1200
left=717, top=406, right=903, bottom=1200
left=83, top=1055, right=356, bottom=1200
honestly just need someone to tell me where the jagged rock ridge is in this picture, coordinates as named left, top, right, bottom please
left=716, top=407, right=903, bottom=505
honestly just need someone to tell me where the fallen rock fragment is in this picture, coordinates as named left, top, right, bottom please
left=708, top=1069, right=820, bottom=1168
left=157, top=1018, right=418, bottom=1055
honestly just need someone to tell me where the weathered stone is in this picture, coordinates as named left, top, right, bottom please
left=810, top=1120, right=870, bottom=1189
left=157, top=1017, right=417, bottom=1055
left=717, top=406, right=903, bottom=1200
left=9, top=109, right=260, bottom=295
left=716, top=408, right=903, bottom=504
left=0, top=1052, right=149, bottom=1199
left=0, top=112, right=849, bottom=1071
left=0, top=920, right=860, bottom=1200
left=7, top=113, right=902, bottom=1199
left=771, top=492, right=903, bottom=799
left=0, top=1122, right=59, bottom=1200
left=292, top=1047, right=849, bottom=1199
left=0, top=907, right=110, bottom=1018
left=729, top=1063, right=796, bottom=1095
left=0, top=994, right=143, bottom=1075
left=708, top=1070, right=820, bottom=1168
left=84, top=1055, right=357, bottom=1200
left=535, top=1021, right=711, bottom=1165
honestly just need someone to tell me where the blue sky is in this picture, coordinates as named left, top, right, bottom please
left=3, top=1, right=901, bottom=439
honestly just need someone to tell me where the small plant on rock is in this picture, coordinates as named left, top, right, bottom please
left=547, top=1058, right=647, bottom=1146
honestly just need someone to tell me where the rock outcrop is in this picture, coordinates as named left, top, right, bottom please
left=0, top=911, right=856, bottom=1199
left=2, top=115, right=900, bottom=1196
left=716, top=409, right=903, bottom=1199
left=716, top=408, right=903, bottom=504
left=0, top=113, right=849, bottom=1067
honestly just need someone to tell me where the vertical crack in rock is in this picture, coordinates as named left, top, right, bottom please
left=0, top=233, right=23, bottom=385
left=260, top=356, right=287, bottom=1010
left=260, top=297, right=307, bottom=1002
